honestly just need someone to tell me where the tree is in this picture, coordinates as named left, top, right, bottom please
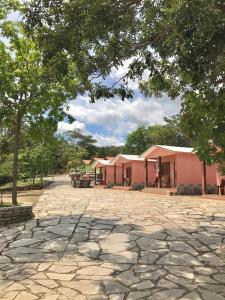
left=124, top=117, right=192, bottom=154
left=26, top=0, right=225, bottom=165
left=0, top=10, right=77, bottom=204
left=124, top=126, right=149, bottom=155
left=67, top=130, right=97, bottom=159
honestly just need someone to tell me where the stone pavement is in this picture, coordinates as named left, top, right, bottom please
left=1, top=175, right=225, bottom=300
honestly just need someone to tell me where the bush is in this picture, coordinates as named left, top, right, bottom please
left=106, top=183, right=114, bottom=189
left=132, top=183, right=145, bottom=191
left=0, top=176, right=11, bottom=186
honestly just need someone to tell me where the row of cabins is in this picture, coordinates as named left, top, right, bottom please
left=91, top=145, right=225, bottom=195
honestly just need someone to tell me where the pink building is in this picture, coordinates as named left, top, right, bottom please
left=92, top=159, right=122, bottom=186
left=140, top=145, right=218, bottom=195
left=110, top=154, right=156, bottom=187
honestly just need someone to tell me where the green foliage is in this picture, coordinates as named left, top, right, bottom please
left=124, top=116, right=191, bottom=155
left=132, top=183, right=145, bottom=191
left=106, top=183, right=114, bottom=189
left=26, top=0, right=225, bottom=165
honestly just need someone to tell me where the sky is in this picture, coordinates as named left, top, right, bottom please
left=58, top=62, right=181, bottom=146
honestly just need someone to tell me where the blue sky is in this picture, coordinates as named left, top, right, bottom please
left=58, top=61, right=181, bottom=146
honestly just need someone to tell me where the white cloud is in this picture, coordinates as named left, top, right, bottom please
left=58, top=60, right=181, bottom=146
left=110, top=58, right=150, bottom=91
left=92, top=134, right=124, bottom=147
left=67, top=94, right=181, bottom=137
left=57, top=120, right=85, bottom=133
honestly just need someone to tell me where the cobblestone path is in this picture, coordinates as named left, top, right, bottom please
left=1, top=175, right=225, bottom=299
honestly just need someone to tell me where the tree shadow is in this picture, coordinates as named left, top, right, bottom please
left=0, top=214, right=225, bottom=299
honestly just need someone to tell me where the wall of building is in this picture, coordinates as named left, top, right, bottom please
left=105, top=165, right=123, bottom=185
left=176, top=153, right=217, bottom=185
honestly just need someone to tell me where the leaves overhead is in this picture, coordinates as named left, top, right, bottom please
left=25, top=0, right=225, bottom=165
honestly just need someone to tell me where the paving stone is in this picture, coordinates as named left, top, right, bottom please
left=77, top=242, right=100, bottom=258
left=126, top=290, right=155, bottom=299
left=37, top=263, right=52, bottom=272
left=157, top=279, right=178, bottom=289
left=3, top=175, right=225, bottom=300
left=150, top=289, right=185, bottom=300
left=41, top=296, right=59, bottom=300
left=40, top=238, right=68, bottom=252
left=0, top=279, right=14, bottom=289
left=35, top=279, right=59, bottom=289
left=57, top=286, right=79, bottom=297
left=139, top=252, right=159, bottom=264
left=25, top=283, right=54, bottom=295
left=198, top=253, right=225, bottom=266
left=14, top=291, right=38, bottom=300
left=9, top=238, right=41, bottom=248
left=195, top=275, right=218, bottom=284
left=109, top=294, right=125, bottom=300
left=62, top=280, right=100, bottom=295
left=103, top=280, right=130, bottom=294
left=157, top=252, right=201, bottom=266
left=213, top=273, right=225, bottom=283
left=12, top=253, right=59, bottom=263
left=46, top=224, right=76, bottom=237
left=40, top=218, right=60, bottom=227
left=77, top=266, right=113, bottom=276
left=100, top=241, right=133, bottom=253
left=100, top=252, right=138, bottom=264
left=194, top=266, right=217, bottom=275
left=0, top=291, right=19, bottom=300
left=137, top=238, right=167, bottom=250
left=179, top=291, right=202, bottom=300
left=90, top=230, right=110, bottom=240
left=30, top=272, right=48, bottom=279
left=140, top=269, right=166, bottom=280
left=49, top=264, right=78, bottom=274
left=6, top=283, right=26, bottom=291
left=165, top=274, right=196, bottom=290
left=116, top=270, right=139, bottom=286
left=164, top=266, right=194, bottom=279
left=131, top=280, right=155, bottom=290
left=0, top=256, right=11, bottom=264
left=200, top=289, right=225, bottom=300
left=46, top=272, right=75, bottom=281
left=168, top=241, right=198, bottom=255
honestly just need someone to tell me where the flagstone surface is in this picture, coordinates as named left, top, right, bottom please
left=0, top=175, right=225, bottom=299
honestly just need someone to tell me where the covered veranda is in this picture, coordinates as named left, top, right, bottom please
left=110, top=154, right=156, bottom=187
left=140, top=145, right=217, bottom=195
left=92, top=159, right=111, bottom=185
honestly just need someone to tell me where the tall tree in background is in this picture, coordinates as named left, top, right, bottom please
left=26, top=0, right=225, bottom=167
left=0, top=5, right=77, bottom=204
left=124, top=116, right=191, bottom=154
left=68, top=130, right=97, bottom=159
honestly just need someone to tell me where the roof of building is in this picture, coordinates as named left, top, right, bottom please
left=110, top=154, right=147, bottom=165
left=92, top=159, right=112, bottom=168
left=141, top=145, right=194, bottom=159
left=83, top=160, right=92, bottom=165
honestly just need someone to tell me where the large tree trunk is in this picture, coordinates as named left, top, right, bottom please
left=12, top=114, right=22, bottom=206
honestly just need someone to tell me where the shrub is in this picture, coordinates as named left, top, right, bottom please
left=132, top=183, right=145, bottom=191
left=106, top=183, right=114, bottom=189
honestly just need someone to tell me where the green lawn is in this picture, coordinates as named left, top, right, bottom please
left=0, top=179, right=43, bottom=189
left=0, top=189, right=43, bottom=207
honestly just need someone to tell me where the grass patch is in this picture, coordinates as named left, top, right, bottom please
left=0, top=179, right=43, bottom=189
left=0, top=189, right=43, bottom=207
left=0, top=202, right=15, bottom=207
